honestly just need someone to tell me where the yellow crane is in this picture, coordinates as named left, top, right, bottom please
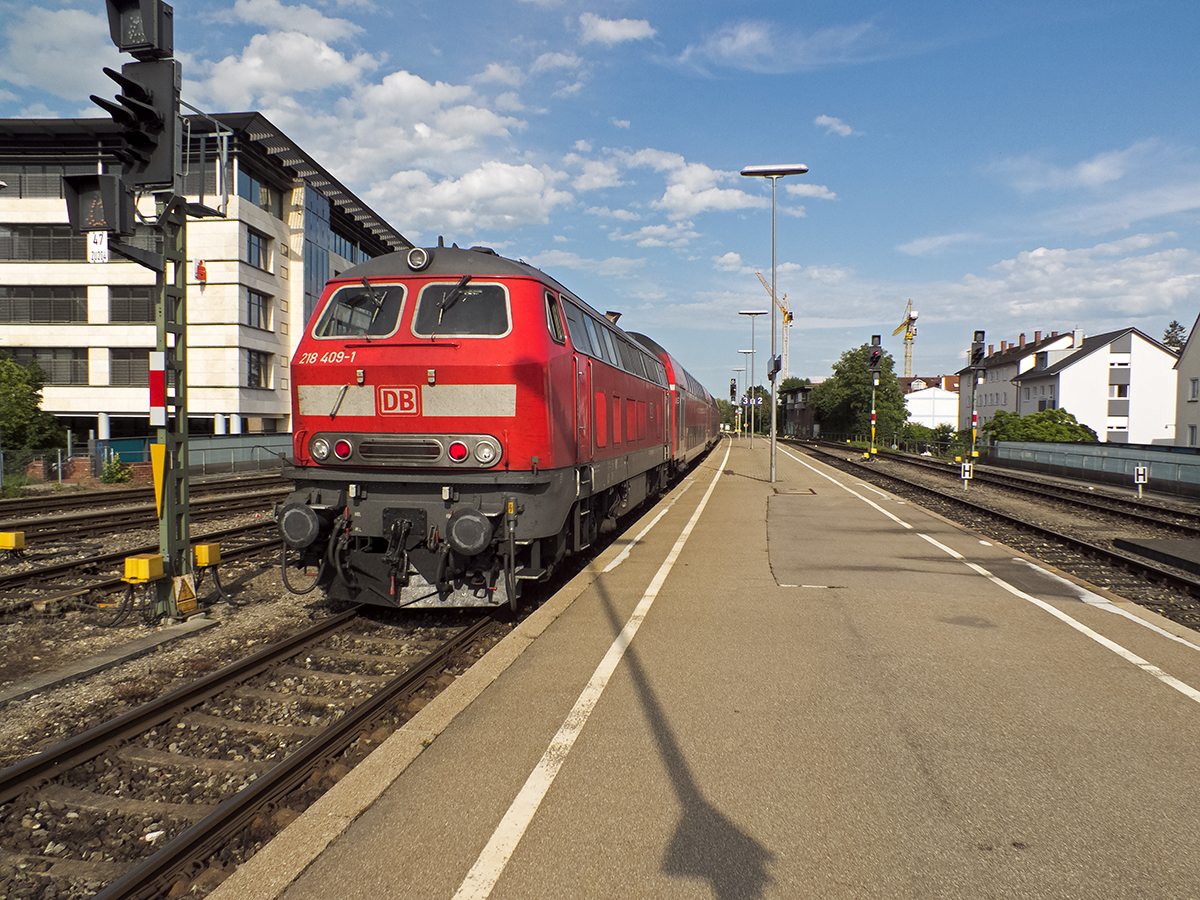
left=892, top=299, right=919, bottom=377
left=755, top=271, right=792, bottom=379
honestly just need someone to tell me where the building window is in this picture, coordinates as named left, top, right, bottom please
left=6, top=347, right=88, bottom=384
left=1191, top=378, right=1199, bottom=402
left=0, top=286, right=87, bottom=323
left=237, top=168, right=284, bottom=219
left=0, top=224, right=87, bottom=261
left=110, top=348, right=150, bottom=385
left=1109, top=384, right=1129, bottom=399
left=247, top=228, right=270, bottom=271
left=110, top=286, right=155, bottom=323
left=247, top=289, right=271, bottom=330
left=1190, top=425, right=1198, bottom=447
left=246, top=349, right=273, bottom=388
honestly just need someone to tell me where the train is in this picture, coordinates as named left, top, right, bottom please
left=276, top=243, right=721, bottom=609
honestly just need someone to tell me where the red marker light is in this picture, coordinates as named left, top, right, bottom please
left=334, top=439, right=353, bottom=460
left=448, top=441, right=469, bottom=462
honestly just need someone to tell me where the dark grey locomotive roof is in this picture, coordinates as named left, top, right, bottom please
left=344, top=246, right=575, bottom=298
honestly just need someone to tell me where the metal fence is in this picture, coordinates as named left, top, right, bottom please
left=990, top=441, right=1200, bottom=498
left=97, top=434, right=292, bottom=476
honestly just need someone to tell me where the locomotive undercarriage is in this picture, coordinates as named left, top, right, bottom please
left=278, top=458, right=671, bottom=609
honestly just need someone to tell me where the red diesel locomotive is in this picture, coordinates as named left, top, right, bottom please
left=277, top=244, right=720, bottom=608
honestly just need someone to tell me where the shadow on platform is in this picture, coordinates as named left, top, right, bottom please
left=597, top=581, right=775, bottom=899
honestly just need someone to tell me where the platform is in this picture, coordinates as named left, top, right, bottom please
left=213, top=437, right=1200, bottom=900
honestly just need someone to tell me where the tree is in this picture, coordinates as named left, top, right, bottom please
left=982, top=408, right=1097, bottom=443
left=809, top=344, right=907, bottom=440
left=1163, top=319, right=1188, bottom=352
left=0, top=354, right=67, bottom=469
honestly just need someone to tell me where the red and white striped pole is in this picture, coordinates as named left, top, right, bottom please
left=149, top=351, right=166, bottom=427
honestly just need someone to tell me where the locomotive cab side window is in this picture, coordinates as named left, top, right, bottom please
left=562, top=303, right=594, bottom=354
left=413, top=281, right=511, bottom=337
left=545, top=291, right=566, bottom=344
left=313, top=283, right=406, bottom=338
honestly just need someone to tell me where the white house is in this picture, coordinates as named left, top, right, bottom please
left=905, top=386, right=958, bottom=429
left=1011, top=328, right=1177, bottom=444
left=1172, top=310, right=1200, bottom=446
left=957, top=331, right=1076, bottom=431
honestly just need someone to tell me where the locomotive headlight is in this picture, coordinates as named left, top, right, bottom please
left=474, top=442, right=496, bottom=463
left=407, top=247, right=432, bottom=271
left=448, top=440, right=469, bottom=463
left=333, top=439, right=353, bottom=460
left=311, top=438, right=330, bottom=460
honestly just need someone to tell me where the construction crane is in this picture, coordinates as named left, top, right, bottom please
left=755, top=271, right=792, bottom=379
left=892, top=299, right=919, bottom=377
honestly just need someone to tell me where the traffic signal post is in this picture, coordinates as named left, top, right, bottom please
left=868, top=335, right=882, bottom=456
left=64, top=0, right=194, bottom=619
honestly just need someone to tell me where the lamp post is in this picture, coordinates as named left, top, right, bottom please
left=741, top=163, right=808, bottom=483
left=738, top=311, right=766, bottom=447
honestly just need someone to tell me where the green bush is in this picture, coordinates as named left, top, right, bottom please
left=101, top=456, right=133, bottom=484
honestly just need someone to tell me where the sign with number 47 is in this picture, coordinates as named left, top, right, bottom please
left=88, top=231, right=108, bottom=264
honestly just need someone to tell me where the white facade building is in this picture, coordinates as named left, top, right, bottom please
left=1172, top=311, right=1200, bottom=447
left=0, top=113, right=408, bottom=440
left=1011, top=328, right=1177, bottom=444
left=905, top=386, right=958, bottom=429
left=957, top=331, right=1075, bottom=431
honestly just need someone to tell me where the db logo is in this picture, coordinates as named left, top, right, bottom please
left=379, top=386, right=419, bottom=415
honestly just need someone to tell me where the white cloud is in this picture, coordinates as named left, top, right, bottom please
left=611, top=118, right=631, bottom=129
left=473, top=63, right=525, bottom=86
left=897, top=232, right=982, bottom=256
left=230, top=0, right=363, bottom=41
left=617, top=148, right=768, bottom=219
left=0, top=7, right=123, bottom=101
left=532, top=52, right=582, bottom=74
left=609, top=222, right=701, bottom=248
left=364, top=161, right=572, bottom=235
left=713, top=252, right=747, bottom=272
left=189, top=31, right=379, bottom=110
left=814, top=114, right=853, bottom=136
left=563, top=153, right=625, bottom=191
left=677, top=19, right=884, bottom=74
left=1042, top=180, right=1200, bottom=234
left=579, top=13, right=656, bottom=46
left=786, top=183, right=837, bottom=200
left=993, top=140, right=1160, bottom=194
left=927, top=234, right=1200, bottom=322
left=586, top=206, right=641, bottom=221
left=526, top=249, right=647, bottom=277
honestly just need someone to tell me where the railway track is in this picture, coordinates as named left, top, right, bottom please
left=0, top=474, right=286, bottom=523
left=0, top=609, right=504, bottom=900
left=798, top=442, right=1200, bottom=632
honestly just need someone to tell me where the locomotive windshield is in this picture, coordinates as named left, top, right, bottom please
left=413, top=281, right=510, bottom=337
left=313, top=283, right=405, bottom=338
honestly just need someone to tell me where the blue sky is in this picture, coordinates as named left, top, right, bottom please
left=2, top=1, right=1199, bottom=397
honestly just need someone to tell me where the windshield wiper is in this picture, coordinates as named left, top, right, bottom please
left=437, top=275, right=472, bottom=324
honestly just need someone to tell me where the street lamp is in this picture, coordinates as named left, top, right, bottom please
left=742, top=163, right=808, bottom=483
left=739, top=310, right=767, bottom=448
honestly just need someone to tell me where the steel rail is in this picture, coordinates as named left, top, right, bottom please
left=0, top=608, right=361, bottom=806
left=92, top=615, right=495, bottom=900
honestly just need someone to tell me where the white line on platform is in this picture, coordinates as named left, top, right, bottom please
left=451, top=441, right=732, bottom=900
left=602, top=479, right=695, bottom=573
left=778, top=444, right=1200, bottom=707
left=779, top=446, right=913, bottom=530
